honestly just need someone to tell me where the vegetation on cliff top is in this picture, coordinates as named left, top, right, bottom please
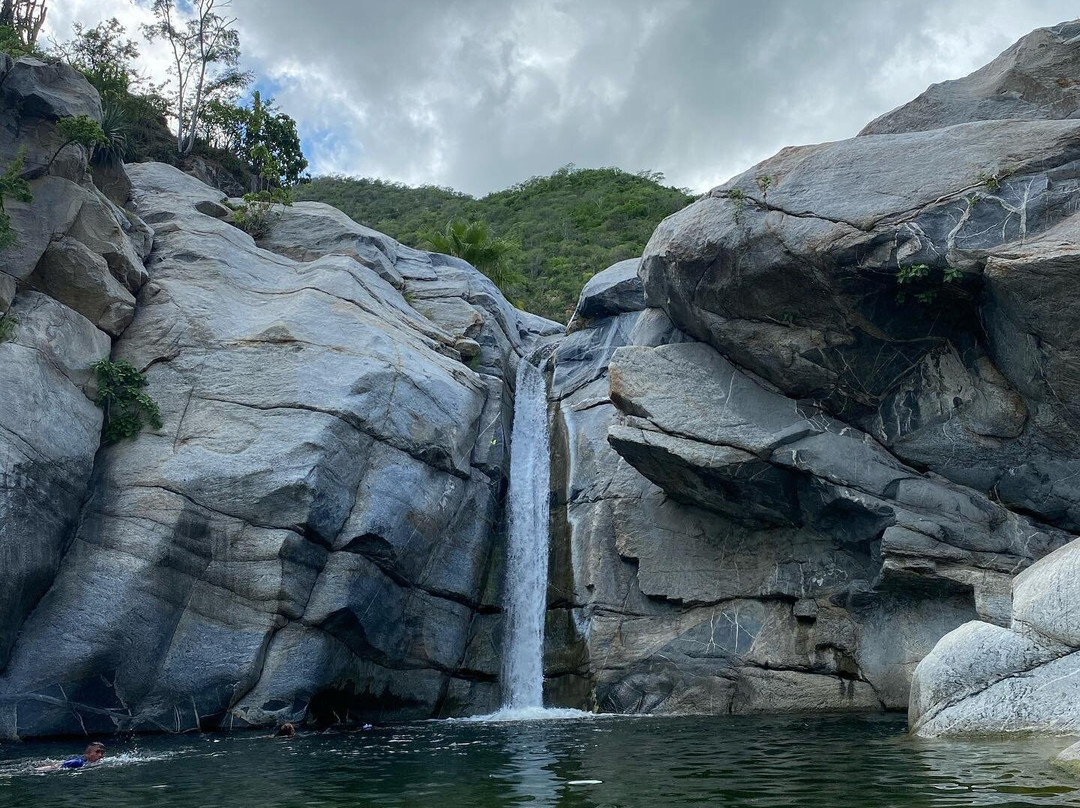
left=10, top=2, right=308, bottom=194
left=298, top=166, right=694, bottom=321
left=5, top=1, right=690, bottom=321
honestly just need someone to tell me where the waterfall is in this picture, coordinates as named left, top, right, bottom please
left=501, top=357, right=551, bottom=710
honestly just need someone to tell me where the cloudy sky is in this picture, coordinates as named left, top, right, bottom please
left=44, top=0, right=1078, bottom=196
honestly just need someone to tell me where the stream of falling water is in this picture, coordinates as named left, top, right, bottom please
left=501, top=357, right=552, bottom=711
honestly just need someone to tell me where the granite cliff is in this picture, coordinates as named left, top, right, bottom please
left=3, top=20, right=1080, bottom=739
left=544, top=19, right=1080, bottom=725
left=0, top=55, right=561, bottom=738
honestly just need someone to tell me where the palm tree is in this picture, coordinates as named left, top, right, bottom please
left=425, top=218, right=518, bottom=288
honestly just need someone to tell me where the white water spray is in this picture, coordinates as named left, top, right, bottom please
left=501, top=358, right=552, bottom=711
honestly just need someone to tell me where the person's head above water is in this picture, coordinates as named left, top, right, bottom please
left=275, top=723, right=296, bottom=738
left=84, top=742, right=106, bottom=763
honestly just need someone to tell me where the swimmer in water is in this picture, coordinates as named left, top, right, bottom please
left=36, top=741, right=106, bottom=772
left=274, top=722, right=296, bottom=738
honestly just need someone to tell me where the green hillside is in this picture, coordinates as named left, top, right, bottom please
left=296, top=165, right=695, bottom=322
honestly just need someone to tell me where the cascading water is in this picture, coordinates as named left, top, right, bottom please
left=500, top=357, right=552, bottom=711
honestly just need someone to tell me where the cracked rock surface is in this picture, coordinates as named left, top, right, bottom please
left=0, top=156, right=559, bottom=738
left=545, top=20, right=1080, bottom=721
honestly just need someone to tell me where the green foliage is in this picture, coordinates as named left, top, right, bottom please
left=231, top=185, right=294, bottom=237
left=49, top=114, right=108, bottom=168
left=201, top=91, right=308, bottom=187
left=0, top=1, right=47, bottom=54
left=977, top=171, right=1001, bottom=192
left=93, top=101, right=130, bottom=165
left=0, top=147, right=32, bottom=249
left=48, top=14, right=305, bottom=193
left=727, top=188, right=748, bottom=222
left=50, top=18, right=175, bottom=165
left=424, top=218, right=519, bottom=288
left=297, top=165, right=693, bottom=321
left=91, top=358, right=163, bottom=443
left=755, top=174, right=773, bottom=200
left=51, top=18, right=142, bottom=100
left=895, top=263, right=964, bottom=305
left=0, top=23, right=41, bottom=56
left=0, top=314, right=17, bottom=342
left=896, top=263, right=930, bottom=284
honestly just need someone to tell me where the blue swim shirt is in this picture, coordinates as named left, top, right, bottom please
left=60, top=756, right=86, bottom=769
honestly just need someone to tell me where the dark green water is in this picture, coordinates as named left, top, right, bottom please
left=2, top=714, right=1079, bottom=807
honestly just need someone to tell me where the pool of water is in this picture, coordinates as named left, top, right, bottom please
left=2, top=713, right=1078, bottom=807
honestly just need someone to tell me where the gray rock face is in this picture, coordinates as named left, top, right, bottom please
left=546, top=271, right=959, bottom=714
left=1054, top=741, right=1080, bottom=778
left=1, top=58, right=102, bottom=121
left=546, top=21, right=1080, bottom=720
left=26, top=237, right=135, bottom=335
left=0, top=57, right=103, bottom=184
left=0, top=293, right=110, bottom=670
left=0, top=162, right=559, bottom=738
left=862, top=20, right=1080, bottom=135
left=566, top=259, right=644, bottom=332
left=910, top=539, right=1080, bottom=736
left=637, top=73, right=1080, bottom=545
left=6, top=21, right=1080, bottom=737
left=0, top=62, right=149, bottom=685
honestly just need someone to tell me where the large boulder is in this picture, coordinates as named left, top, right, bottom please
left=25, top=237, right=136, bottom=335
left=566, top=258, right=644, bottom=331
left=0, top=58, right=102, bottom=121
left=637, top=49, right=1080, bottom=537
left=0, top=57, right=103, bottom=183
left=910, top=539, right=1080, bottom=736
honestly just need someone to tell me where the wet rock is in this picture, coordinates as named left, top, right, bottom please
left=1054, top=741, right=1080, bottom=778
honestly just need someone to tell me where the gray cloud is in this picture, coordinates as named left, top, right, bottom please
left=49, top=0, right=1080, bottom=195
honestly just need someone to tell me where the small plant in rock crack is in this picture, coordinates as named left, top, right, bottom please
left=230, top=186, right=293, bottom=237
left=755, top=174, right=774, bottom=202
left=976, top=171, right=1003, bottom=192
left=91, top=358, right=163, bottom=443
left=728, top=188, right=746, bottom=222
left=48, top=115, right=108, bottom=169
left=0, top=314, right=17, bottom=342
left=942, top=266, right=963, bottom=283
left=896, top=263, right=930, bottom=285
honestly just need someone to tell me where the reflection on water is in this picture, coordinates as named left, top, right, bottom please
left=1, top=714, right=1079, bottom=807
